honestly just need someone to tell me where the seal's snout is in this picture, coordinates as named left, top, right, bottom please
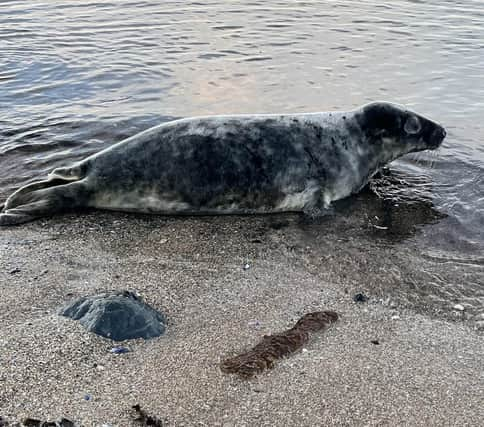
left=430, top=125, right=446, bottom=148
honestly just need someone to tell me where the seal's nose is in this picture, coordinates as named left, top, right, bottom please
left=431, top=126, right=446, bottom=147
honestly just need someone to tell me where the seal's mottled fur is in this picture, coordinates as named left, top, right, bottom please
left=0, top=102, right=446, bottom=225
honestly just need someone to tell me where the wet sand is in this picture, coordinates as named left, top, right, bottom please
left=0, top=212, right=483, bottom=426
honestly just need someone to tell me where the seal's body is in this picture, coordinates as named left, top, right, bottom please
left=0, top=102, right=446, bottom=225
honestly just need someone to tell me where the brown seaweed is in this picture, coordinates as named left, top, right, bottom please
left=221, top=310, right=338, bottom=378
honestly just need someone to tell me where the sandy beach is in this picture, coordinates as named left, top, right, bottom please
left=0, top=211, right=482, bottom=426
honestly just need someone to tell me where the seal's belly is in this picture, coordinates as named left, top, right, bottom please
left=90, top=182, right=321, bottom=214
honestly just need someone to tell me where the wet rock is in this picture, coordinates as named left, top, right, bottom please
left=353, top=293, right=369, bottom=303
left=60, top=291, right=166, bottom=341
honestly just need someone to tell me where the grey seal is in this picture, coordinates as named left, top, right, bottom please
left=0, top=102, right=446, bottom=225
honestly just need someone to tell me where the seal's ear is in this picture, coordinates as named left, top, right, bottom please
left=404, top=115, right=421, bottom=135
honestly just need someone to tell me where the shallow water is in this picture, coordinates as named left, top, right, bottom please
left=0, top=1, right=483, bottom=312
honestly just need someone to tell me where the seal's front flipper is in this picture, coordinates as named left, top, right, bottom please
left=302, top=191, right=333, bottom=219
left=0, top=178, right=90, bottom=226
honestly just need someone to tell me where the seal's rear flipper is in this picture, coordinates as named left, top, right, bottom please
left=0, top=202, right=50, bottom=225
left=0, top=177, right=90, bottom=226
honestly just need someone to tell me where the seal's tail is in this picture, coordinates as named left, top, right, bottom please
left=0, top=166, right=90, bottom=226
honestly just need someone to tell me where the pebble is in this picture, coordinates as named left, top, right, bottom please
left=391, top=315, right=401, bottom=320
left=248, top=320, right=261, bottom=329
left=9, top=268, right=21, bottom=274
left=353, top=293, right=369, bottom=303
left=453, top=304, right=465, bottom=312
left=243, top=263, right=250, bottom=270
left=373, top=224, right=389, bottom=230
left=110, top=346, right=129, bottom=354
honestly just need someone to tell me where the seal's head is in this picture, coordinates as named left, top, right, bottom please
left=356, top=102, right=446, bottom=160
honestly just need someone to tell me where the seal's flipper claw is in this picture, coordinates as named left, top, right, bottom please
left=0, top=211, right=38, bottom=226
left=0, top=199, right=56, bottom=226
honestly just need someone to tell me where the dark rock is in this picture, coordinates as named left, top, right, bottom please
left=353, top=293, right=369, bottom=303
left=57, top=419, right=76, bottom=427
left=21, top=418, right=76, bottom=427
left=22, top=420, right=41, bottom=427
left=0, top=417, right=7, bottom=427
left=132, top=404, right=165, bottom=426
left=371, top=340, right=380, bottom=345
left=9, top=268, right=21, bottom=274
left=60, top=291, right=166, bottom=341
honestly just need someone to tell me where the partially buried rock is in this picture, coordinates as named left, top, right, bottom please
left=60, top=291, right=166, bottom=341
left=353, top=293, right=369, bottom=303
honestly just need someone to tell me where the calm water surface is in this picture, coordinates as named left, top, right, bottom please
left=0, top=1, right=483, bottom=311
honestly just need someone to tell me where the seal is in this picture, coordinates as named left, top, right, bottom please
left=0, top=102, right=446, bottom=225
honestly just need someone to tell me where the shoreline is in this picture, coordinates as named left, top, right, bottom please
left=1, top=212, right=483, bottom=425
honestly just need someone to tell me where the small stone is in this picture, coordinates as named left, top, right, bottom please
left=59, top=418, right=76, bottom=427
left=371, top=340, right=380, bottom=345
left=391, top=315, right=400, bottom=320
left=21, top=418, right=42, bottom=427
left=9, top=268, right=21, bottom=274
left=453, top=304, right=465, bottom=312
left=353, top=293, right=369, bottom=303
left=248, top=320, right=261, bottom=329
left=243, top=263, right=250, bottom=270
left=110, top=346, right=129, bottom=354
left=373, top=224, right=388, bottom=230
left=84, top=394, right=91, bottom=401
left=302, top=348, right=308, bottom=353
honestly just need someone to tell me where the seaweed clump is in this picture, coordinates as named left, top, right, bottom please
left=221, top=310, right=338, bottom=378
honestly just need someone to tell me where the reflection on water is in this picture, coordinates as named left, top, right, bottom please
left=0, top=1, right=483, bottom=309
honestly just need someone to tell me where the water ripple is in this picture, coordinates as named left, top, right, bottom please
left=0, top=0, right=483, bottom=307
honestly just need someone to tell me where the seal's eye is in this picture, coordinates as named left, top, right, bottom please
left=404, top=115, right=421, bottom=135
